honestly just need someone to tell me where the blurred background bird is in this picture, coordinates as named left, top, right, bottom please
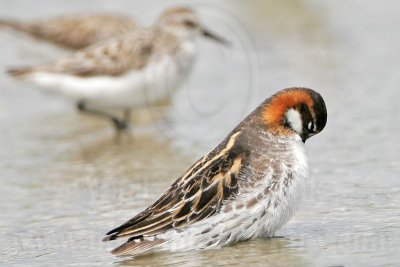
left=6, top=6, right=229, bottom=131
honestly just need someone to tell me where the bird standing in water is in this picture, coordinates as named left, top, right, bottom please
left=103, top=87, right=327, bottom=256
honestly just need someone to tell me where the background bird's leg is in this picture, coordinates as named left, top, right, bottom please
left=77, top=101, right=129, bottom=131
left=123, top=109, right=131, bottom=124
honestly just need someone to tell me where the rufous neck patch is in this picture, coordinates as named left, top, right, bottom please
left=262, top=89, right=313, bottom=127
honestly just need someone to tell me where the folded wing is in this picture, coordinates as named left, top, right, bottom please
left=8, top=30, right=154, bottom=78
left=104, top=138, right=247, bottom=255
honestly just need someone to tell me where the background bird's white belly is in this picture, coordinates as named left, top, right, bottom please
left=24, top=55, right=189, bottom=108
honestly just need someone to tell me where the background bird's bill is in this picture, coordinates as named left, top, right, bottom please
left=202, top=27, right=231, bottom=46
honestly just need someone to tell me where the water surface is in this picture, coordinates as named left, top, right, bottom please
left=0, top=0, right=399, bottom=266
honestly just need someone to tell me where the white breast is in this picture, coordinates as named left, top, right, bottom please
left=142, top=41, right=196, bottom=106
left=228, top=138, right=308, bottom=240
left=256, top=139, right=308, bottom=237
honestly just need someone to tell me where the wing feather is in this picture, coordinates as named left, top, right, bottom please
left=8, top=30, right=154, bottom=77
left=110, top=238, right=165, bottom=256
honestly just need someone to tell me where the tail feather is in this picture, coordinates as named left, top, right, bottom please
left=7, top=66, right=34, bottom=78
left=0, top=19, right=33, bottom=33
left=110, top=238, right=165, bottom=256
left=103, top=234, right=118, bottom=241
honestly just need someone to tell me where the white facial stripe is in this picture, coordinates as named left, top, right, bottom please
left=285, top=109, right=302, bottom=134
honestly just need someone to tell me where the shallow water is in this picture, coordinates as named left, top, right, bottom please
left=0, top=0, right=399, bottom=266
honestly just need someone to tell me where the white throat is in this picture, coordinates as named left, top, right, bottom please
left=285, top=109, right=302, bottom=134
